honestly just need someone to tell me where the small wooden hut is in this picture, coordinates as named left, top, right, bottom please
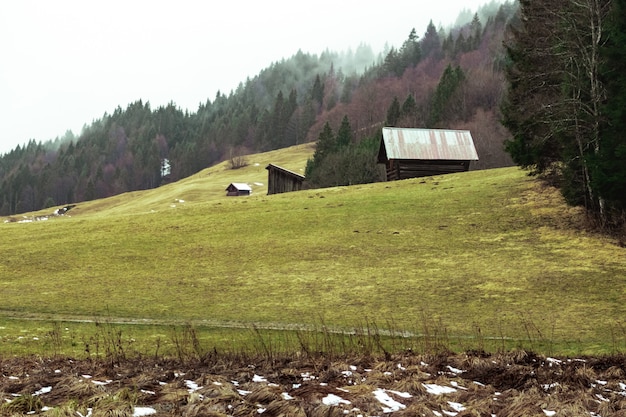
left=225, top=183, right=252, bottom=196
left=265, top=164, right=306, bottom=195
left=378, top=127, right=479, bottom=181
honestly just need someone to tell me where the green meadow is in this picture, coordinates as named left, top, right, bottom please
left=1, top=144, right=625, bottom=357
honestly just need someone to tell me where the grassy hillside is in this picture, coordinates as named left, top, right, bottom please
left=1, top=144, right=625, bottom=356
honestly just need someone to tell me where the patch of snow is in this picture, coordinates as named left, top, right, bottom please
left=373, top=389, right=406, bottom=413
left=350, top=365, right=357, bottom=371
left=546, top=358, right=562, bottom=366
left=257, top=407, right=266, bottom=413
left=449, top=381, right=467, bottom=390
left=447, top=366, right=464, bottom=374
left=432, top=411, right=442, bottom=417
left=254, top=182, right=263, bottom=186
left=542, top=382, right=560, bottom=391
left=596, top=380, right=608, bottom=385
left=185, top=380, right=201, bottom=392
left=447, top=402, right=465, bottom=412
left=54, top=370, right=61, bottom=374
left=387, top=390, right=412, bottom=398
left=542, top=410, right=556, bottom=417
left=423, top=384, right=457, bottom=395
left=213, top=381, right=222, bottom=386
left=322, top=393, right=351, bottom=406
left=238, top=389, right=251, bottom=396
left=134, top=407, right=157, bottom=416
left=92, top=380, right=113, bottom=386
left=397, top=363, right=406, bottom=371
left=596, top=393, right=610, bottom=402
left=281, top=392, right=294, bottom=400
left=140, top=390, right=155, bottom=395
left=81, top=375, right=92, bottom=379
left=34, top=386, right=51, bottom=396
left=292, top=383, right=301, bottom=389
left=342, top=370, right=353, bottom=377
left=253, top=374, right=267, bottom=383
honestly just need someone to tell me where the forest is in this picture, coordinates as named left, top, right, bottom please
left=0, top=2, right=516, bottom=215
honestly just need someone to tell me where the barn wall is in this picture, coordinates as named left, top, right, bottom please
left=267, top=167, right=305, bottom=195
left=386, top=159, right=470, bottom=181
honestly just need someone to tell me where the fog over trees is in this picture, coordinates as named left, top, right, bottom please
left=2, top=2, right=516, bottom=216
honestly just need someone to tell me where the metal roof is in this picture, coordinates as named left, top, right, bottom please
left=226, top=182, right=252, bottom=191
left=265, top=164, right=305, bottom=180
left=381, top=127, right=479, bottom=161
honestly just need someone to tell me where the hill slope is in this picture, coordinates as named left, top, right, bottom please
left=1, top=144, right=624, bottom=355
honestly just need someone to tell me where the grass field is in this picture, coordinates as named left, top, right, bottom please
left=1, top=143, right=625, bottom=357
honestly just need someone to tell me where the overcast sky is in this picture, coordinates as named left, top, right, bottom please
left=0, top=0, right=499, bottom=155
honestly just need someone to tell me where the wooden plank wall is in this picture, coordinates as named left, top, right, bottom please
left=386, top=160, right=470, bottom=181
left=267, top=168, right=305, bottom=195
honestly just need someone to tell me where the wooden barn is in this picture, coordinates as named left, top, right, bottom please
left=265, top=164, right=306, bottom=195
left=225, top=183, right=252, bottom=196
left=378, top=127, right=479, bottom=181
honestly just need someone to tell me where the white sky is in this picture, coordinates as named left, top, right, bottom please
left=0, top=0, right=497, bottom=155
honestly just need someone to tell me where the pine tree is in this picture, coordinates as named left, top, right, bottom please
left=421, top=21, right=442, bottom=59
left=469, top=13, right=483, bottom=49
left=502, top=0, right=623, bottom=226
left=428, top=65, right=465, bottom=127
left=336, top=116, right=353, bottom=148
left=386, top=97, right=401, bottom=126
left=401, top=94, right=417, bottom=119
left=400, top=28, right=421, bottom=69
left=593, top=0, right=626, bottom=218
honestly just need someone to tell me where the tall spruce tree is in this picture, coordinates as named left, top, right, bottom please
left=594, top=0, right=626, bottom=218
left=502, top=0, right=624, bottom=226
left=386, top=97, right=401, bottom=126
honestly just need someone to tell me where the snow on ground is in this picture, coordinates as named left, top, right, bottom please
left=2, top=354, right=626, bottom=416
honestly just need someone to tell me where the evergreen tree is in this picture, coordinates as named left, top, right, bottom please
left=428, top=65, right=465, bottom=127
left=386, top=97, right=401, bottom=126
left=336, top=115, right=353, bottom=148
left=502, top=0, right=623, bottom=226
left=401, top=94, right=417, bottom=119
left=421, top=21, right=442, bottom=59
left=593, top=0, right=626, bottom=217
left=311, top=75, right=325, bottom=111
left=305, top=122, right=336, bottom=179
left=400, top=28, right=422, bottom=69
left=469, top=13, right=483, bottom=49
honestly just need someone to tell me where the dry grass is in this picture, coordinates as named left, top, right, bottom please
left=1, top=352, right=625, bottom=416
left=0, top=143, right=625, bottom=357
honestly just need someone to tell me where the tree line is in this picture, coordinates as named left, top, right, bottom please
left=0, top=2, right=516, bottom=216
left=502, top=0, right=626, bottom=229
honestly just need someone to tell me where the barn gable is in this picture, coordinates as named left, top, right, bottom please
left=226, top=183, right=252, bottom=196
left=265, top=164, right=305, bottom=195
left=378, top=127, right=479, bottom=181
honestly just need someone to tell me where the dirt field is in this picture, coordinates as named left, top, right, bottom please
left=1, top=351, right=626, bottom=416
